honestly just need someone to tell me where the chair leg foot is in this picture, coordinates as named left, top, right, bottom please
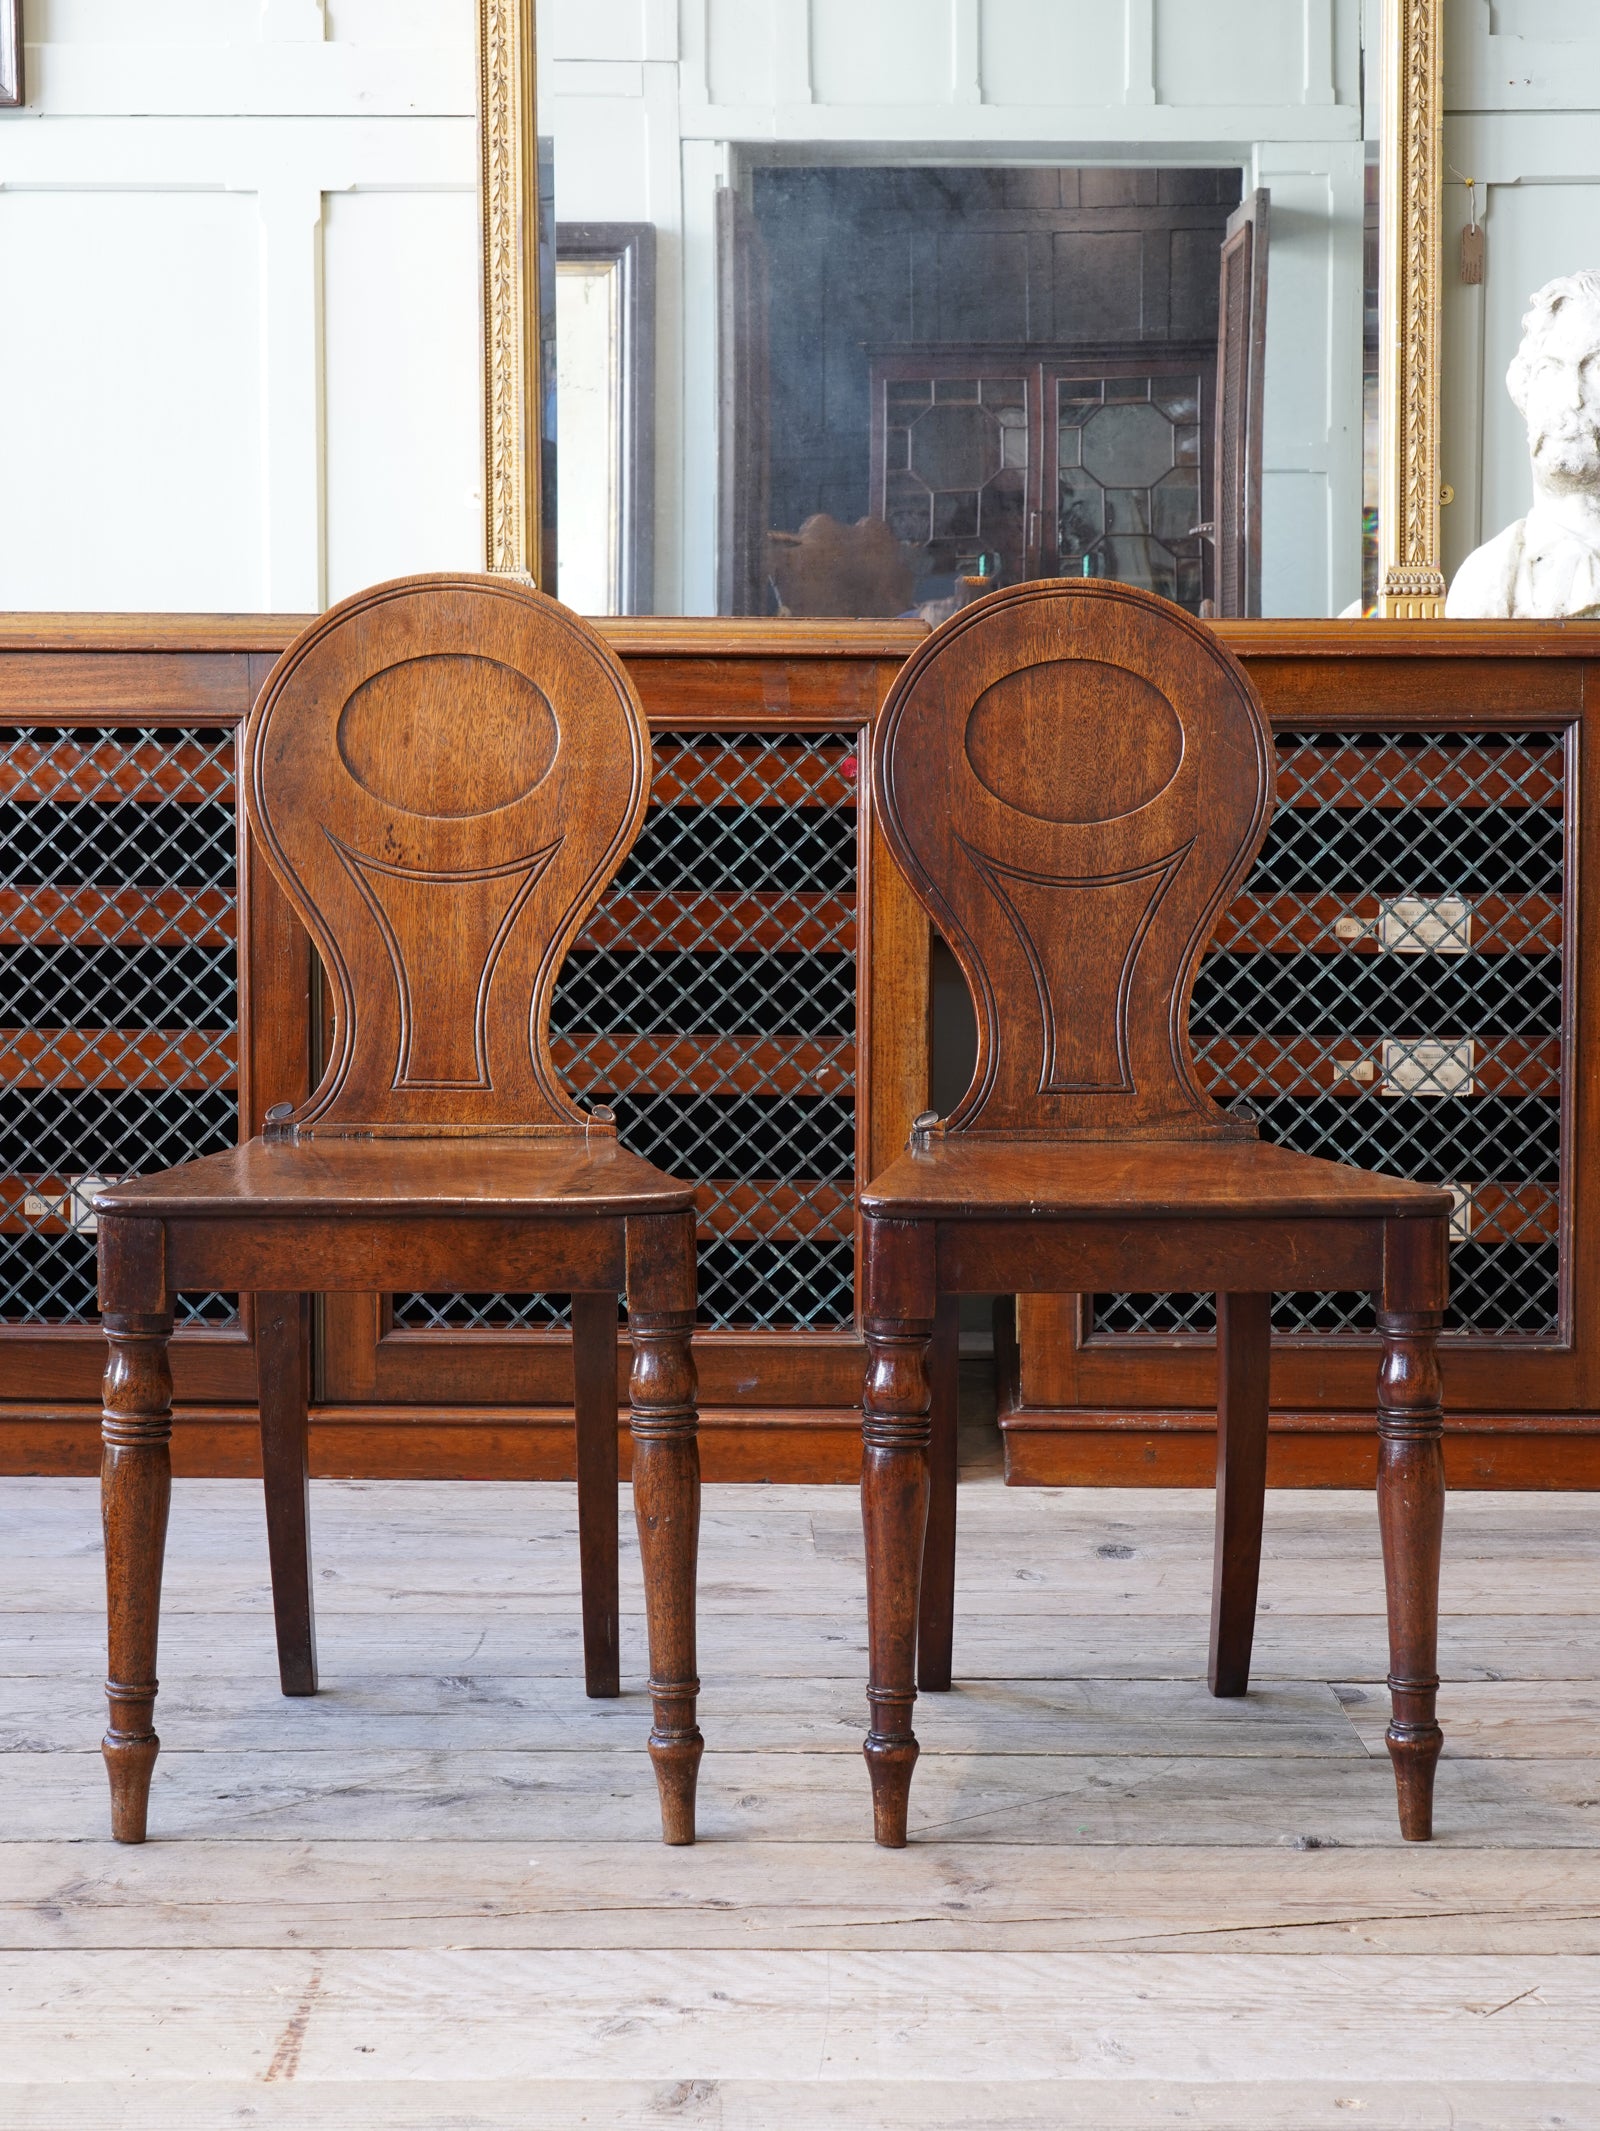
left=864, top=1731, right=919, bottom=1848
left=1386, top=1718, right=1443, bottom=1842
left=102, top=1732, right=160, bottom=1844
left=649, top=1728, right=704, bottom=1846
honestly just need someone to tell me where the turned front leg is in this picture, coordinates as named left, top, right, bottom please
left=627, top=1211, right=703, bottom=1846
left=1377, top=1216, right=1449, bottom=1842
left=101, top=1310, right=175, bottom=1843
left=860, top=1215, right=937, bottom=1849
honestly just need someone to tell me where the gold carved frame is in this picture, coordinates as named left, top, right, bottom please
left=482, top=1, right=1446, bottom=617
left=479, top=0, right=541, bottom=583
left=1378, top=0, right=1445, bottom=618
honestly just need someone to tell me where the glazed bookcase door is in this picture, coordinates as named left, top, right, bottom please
left=870, top=348, right=1215, bottom=611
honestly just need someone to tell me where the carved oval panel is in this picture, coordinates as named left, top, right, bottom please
left=337, top=654, right=558, bottom=818
left=964, top=657, right=1184, bottom=824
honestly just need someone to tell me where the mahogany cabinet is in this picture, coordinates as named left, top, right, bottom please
left=1000, top=624, right=1600, bottom=1487
left=0, top=616, right=923, bottom=1479
left=3, top=613, right=1598, bottom=1486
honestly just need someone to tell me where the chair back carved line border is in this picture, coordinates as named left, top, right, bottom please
left=872, top=579, right=1276, bottom=1140
left=245, top=574, right=651, bottom=1139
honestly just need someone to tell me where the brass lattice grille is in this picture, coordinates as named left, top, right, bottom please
left=1094, top=729, right=1566, bottom=1340
left=0, top=727, right=239, bottom=1327
left=395, top=729, right=859, bottom=1332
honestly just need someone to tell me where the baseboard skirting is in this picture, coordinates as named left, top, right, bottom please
left=999, top=1404, right=1600, bottom=1488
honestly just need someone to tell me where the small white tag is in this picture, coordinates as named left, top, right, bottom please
left=1333, top=915, right=1367, bottom=942
left=65, top=1176, right=111, bottom=1234
left=1379, top=896, right=1471, bottom=954
left=1382, top=1039, right=1475, bottom=1098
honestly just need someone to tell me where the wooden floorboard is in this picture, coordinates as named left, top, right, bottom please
left=4, top=1459, right=1599, bottom=2116
left=6, top=2080, right=1599, bottom=2130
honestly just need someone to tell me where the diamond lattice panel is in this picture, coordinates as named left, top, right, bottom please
left=396, top=730, right=859, bottom=1332
left=1094, top=729, right=1566, bottom=1341
left=0, top=728, right=239, bottom=1328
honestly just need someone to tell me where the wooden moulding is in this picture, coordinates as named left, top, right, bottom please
left=992, top=1307, right=1600, bottom=1491
left=0, top=1403, right=864, bottom=1483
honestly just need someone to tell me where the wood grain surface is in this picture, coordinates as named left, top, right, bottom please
left=5, top=1444, right=1600, bottom=2118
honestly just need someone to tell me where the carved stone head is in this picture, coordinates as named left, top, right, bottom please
left=1507, top=270, right=1600, bottom=494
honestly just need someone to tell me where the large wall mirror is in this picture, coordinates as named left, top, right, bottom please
left=525, top=0, right=1450, bottom=623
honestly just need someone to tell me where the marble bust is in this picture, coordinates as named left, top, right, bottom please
left=1447, top=270, right=1600, bottom=619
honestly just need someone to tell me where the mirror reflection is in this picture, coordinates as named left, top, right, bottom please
left=539, top=0, right=1377, bottom=621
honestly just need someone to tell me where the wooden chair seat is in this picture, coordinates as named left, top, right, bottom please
left=93, top=576, right=704, bottom=1850
left=862, top=1136, right=1448, bottom=1223
left=96, top=1134, right=692, bottom=1221
left=856, top=578, right=1452, bottom=1852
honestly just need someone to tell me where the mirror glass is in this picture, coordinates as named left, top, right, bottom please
left=538, top=0, right=1381, bottom=620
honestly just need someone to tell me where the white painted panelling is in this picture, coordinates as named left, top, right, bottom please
left=1491, top=0, right=1597, bottom=37
left=1153, top=0, right=1305, bottom=108
left=706, top=0, right=775, bottom=109
left=322, top=189, right=483, bottom=602
left=1450, top=0, right=1600, bottom=110
left=32, top=1, right=251, bottom=42
left=26, top=39, right=473, bottom=118
left=548, top=0, right=647, bottom=65
left=979, top=0, right=1124, bottom=110
left=549, top=97, right=652, bottom=222
left=0, top=189, right=263, bottom=611
left=810, top=0, right=956, bottom=108
left=326, top=2, right=473, bottom=47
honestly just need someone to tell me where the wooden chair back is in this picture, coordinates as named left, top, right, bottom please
left=872, top=579, right=1274, bottom=1141
left=245, top=574, right=650, bottom=1137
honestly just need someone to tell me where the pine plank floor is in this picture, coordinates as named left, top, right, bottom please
left=4, top=1394, right=1600, bottom=2128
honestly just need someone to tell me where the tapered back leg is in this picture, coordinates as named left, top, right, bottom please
left=916, top=1294, right=961, bottom=1693
left=1208, top=1289, right=1272, bottom=1696
left=573, top=1290, right=622, bottom=1699
left=256, top=1291, right=317, bottom=1697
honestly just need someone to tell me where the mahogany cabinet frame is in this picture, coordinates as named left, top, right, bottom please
left=5, top=613, right=1600, bottom=1484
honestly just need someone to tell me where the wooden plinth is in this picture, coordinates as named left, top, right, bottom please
left=0, top=1403, right=864, bottom=1484
left=998, top=1405, right=1600, bottom=1489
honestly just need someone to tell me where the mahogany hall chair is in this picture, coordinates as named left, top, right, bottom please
left=858, top=578, right=1451, bottom=1848
left=92, top=575, right=703, bottom=1846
